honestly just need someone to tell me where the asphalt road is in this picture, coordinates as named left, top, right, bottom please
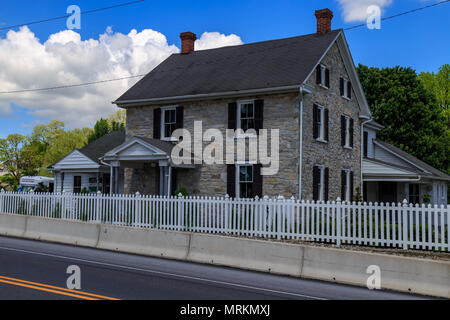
left=0, top=236, right=429, bottom=300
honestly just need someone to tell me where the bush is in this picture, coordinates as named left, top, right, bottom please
left=174, top=186, right=189, bottom=197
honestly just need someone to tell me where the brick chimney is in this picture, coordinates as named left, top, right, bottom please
left=315, top=9, right=333, bottom=34
left=180, top=32, right=197, bottom=54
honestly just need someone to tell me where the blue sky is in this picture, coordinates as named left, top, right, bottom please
left=0, top=0, right=449, bottom=138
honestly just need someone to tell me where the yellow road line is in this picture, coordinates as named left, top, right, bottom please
left=0, top=275, right=119, bottom=300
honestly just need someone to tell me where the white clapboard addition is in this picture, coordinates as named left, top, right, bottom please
left=0, top=191, right=448, bottom=252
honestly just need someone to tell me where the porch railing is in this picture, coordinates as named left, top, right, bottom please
left=0, top=190, right=448, bottom=252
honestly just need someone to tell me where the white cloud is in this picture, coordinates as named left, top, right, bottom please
left=195, top=32, right=243, bottom=51
left=336, top=0, right=393, bottom=22
left=0, top=27, right=243, bottom=129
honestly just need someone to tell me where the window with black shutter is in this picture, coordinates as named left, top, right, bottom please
left=254, top=100, right=264, bottom=134
left=153, top=108, right=161, bottom=139
left=350, top=171, right=354, bottom=202
left=313, top=165, right=326, bottom=201
left=341, top=169, right=354, bottom=202
left=228, top=102, right=237, bottom=130
left=161, top=107, right=177, bottom=139
left=314, top=104, right=328, bottom=142
left=350, top=118, right=354, bottom=148
left=342, top=115, right=353, bottom=148
left=253, top=164, right=263, bottom=198
left=227, top=165, right=236, bottom=198
left=176, top=106, right=184, bottom=130
left=317, top=64, right=329, bottom=89
left=341, top=77, right=352, bottom=100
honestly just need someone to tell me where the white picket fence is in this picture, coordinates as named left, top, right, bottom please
left=0, top=191, right=448, bottom=252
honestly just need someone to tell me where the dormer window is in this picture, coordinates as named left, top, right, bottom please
left=316, top=64, right=330, bottom=89
left=340, top=77, right=352, bottom=100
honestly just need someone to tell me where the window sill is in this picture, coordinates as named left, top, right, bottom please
left=342, top=96, right=352, bottom=101
left=344, top=146, right=353, bottom=150
left=318, top=84, right=329, bottom=90
left=161, top=137, right=179, bottom=142
left=234, top=134, right=258, bottom=140
left=316, top=138, right=328, bottom=144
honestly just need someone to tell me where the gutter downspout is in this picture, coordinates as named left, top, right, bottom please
left=360, top=119, right=372, bottom=200
left=299, top=86, right=304, bottom=200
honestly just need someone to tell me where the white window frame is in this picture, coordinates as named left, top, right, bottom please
left=342, top=77, right=351, bottom=100
left=343, top=115, right=352, bottom=149
left=236, top=164, right=254, bottom=199
left=316, top=104, right=327, bottom=143
left=318, top=64, right=329, bottom=89
left=160, top=106, right=178, bottom=141
left=343, top=169, right=351, bottom=202
left=315, top=164, right=325, bottom=201
left=237, top=100, right=256, bottom=131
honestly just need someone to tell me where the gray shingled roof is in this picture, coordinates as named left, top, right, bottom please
left=375, top=140, right=450, bottom=181
left=115, top=30, right=341, bottom=103
left=78, top=131, right=126, bottom=163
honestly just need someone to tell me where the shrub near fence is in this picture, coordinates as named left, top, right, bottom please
left=0, top=191, right=448, bottom=252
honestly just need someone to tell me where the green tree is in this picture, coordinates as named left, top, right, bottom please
left=87, top=118, right=110, bottom=144
left=419, top=64, right=450, bottom=124
left=0, top=134, right=39, bottom=185
left=357, top=64, right=449, bottom=174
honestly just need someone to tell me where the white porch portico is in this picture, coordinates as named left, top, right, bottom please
left=101, top=136, right=194, bottom=196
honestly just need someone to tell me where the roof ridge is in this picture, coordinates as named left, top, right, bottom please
left=173, top=29, right=342, bottom=55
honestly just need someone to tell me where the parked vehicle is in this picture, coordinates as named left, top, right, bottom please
left=18, top=176, right=54, bottom=193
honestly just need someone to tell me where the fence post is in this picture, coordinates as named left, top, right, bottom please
left=178, top=193, right=184, bottom=231
left=402, top=199, right=409, bottom=250
left=29, top=189, right=34, bottom=216
left=336, top=197, right=342, bottom=247
left=225, top=194, right=230, bottom=234
left=263, top=195, right=269, bottom=239
left=136, top=192, right=141, bottom=228
left=0, top=189, right=4, bottom=213
left=96, top=191, right=102, bottom=223
left=61, top=191, right=66, bottom=220
left=277, top=196, right=284, bottom=240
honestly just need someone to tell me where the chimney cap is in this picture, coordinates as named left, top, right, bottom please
left=315, top=8, right=333, bottom=19
left=180, top=32, right=197, bottom=40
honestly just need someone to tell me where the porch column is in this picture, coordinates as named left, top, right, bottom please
left=110, top=166, right=114, bottom=195
left=167, top=166, right=173, bottom=197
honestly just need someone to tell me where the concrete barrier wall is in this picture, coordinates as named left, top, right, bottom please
left=97, top=224, right=190, bottom=260
left=187, top=233, right=304, bottom=277
left=1, top=212, right=448, bottom=298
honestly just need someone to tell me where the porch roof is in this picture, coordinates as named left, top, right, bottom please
left=101, top=136, right=196, bottom=167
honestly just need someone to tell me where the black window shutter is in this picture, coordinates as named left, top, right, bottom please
left=313, top=166, right=320, bottom=201
left=350, top=171, right=354, bottom=202
left=176, top=106, right=184, bottom=130
left=227, top=165, right=236, bottom=198
left=253, top=164, right=263, bottom=198
left=324, top=108, right=329, bottom=141
left=324, top=168, right=329, bottom=202
left=228, top=102, right=237, bottom=130
left=347, top=81, right=352, bottom=99
left=254, top=99, right=264, bottom=134
left=350, top=118, right=354, bottom=148
left=325, top=68, right=330, bottom=88
left=313, top=104, right=319, bottom=139
left=341, top=170, right=346, bottom=200
left=340, top=78, right=344, bottom=96
left=364, top=131, right=369, bottom=158
left=341, top=116, right=346, bottom=147
left=316, top=65, right=322, bottom=85
left=153, top=108, right=161, bottom=139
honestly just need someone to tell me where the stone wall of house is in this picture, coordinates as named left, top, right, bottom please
left=124, top=42, right=362, bottom=200
left=301, top=42, right=362, bottom=201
